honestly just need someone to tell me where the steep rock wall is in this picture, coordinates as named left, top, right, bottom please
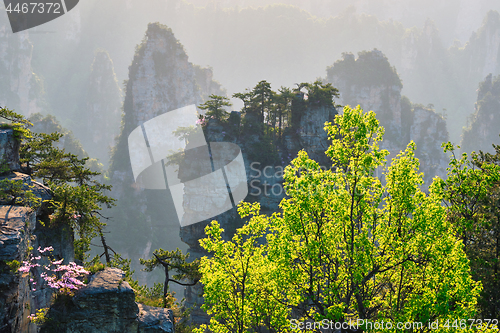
left=327, top=50, right=404, bottom=161
left=0, top=129, right=73, bottom=333
left=461, top=74, right=500, bottom=154
left=410, top=106, right=449, bottom=182
left=106, top=23, right=225, bottom=286
left=80, top=50, right=122, bottom=168
left=326, top=49, right=449, bottom=182
left=0, top=16, right=42, bottom=117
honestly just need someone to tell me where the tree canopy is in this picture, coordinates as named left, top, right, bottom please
left=195, top=105, right=481, bottom=333
left=198, top=94, right=232, bottom=121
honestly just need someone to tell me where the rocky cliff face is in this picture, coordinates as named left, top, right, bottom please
left=0, top=128, right=176, bottom=333
left=409, top=106, right=449, bottom=182
left=28, top=113, right=88, bottom=159
left=106, top=23, right=225, bottom=285
left=40, top=268, right=175, bottom=333
left=0, top=205, right=38, bottom=333
left=326, top=49, right=449, bottom=183
left=0, top=128, right=72, bottom=333
left=460, top=11, right=500, bottom=81
left=0, top=16, right=42, bottom=117
left=327, top=50, right=402, bottom=146
left=445, top=10, right=500, bottom=142
left=461, top=74, right=500, bottom=155
left=79, top=50, right=122, bottom=168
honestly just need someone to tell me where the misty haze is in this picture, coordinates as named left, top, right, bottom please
left=0, top=1, right=499, bottom=332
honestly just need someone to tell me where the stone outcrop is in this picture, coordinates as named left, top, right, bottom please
left=137, top=304, right=175, bottom=333
left=284, top=104, right=338, bottom=165
left=40, top=268, right=174, bottom=333
left=0, top=14, right=42, bottom=117
left=106, top=22, right=225, bottom=285
left=326, top=49, right=449, bottom=183
left=0, top=128, right=174, bottom=333
left=0, top=128, right=72, bottom=333
left=461, top=73, right=500, bottom=155
left=79, top=50, right=122, bottom=168
left=0, top=129, right=20, bottom=172
left=0, top=206, right=37, bottom=333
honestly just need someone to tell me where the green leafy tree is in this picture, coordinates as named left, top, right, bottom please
left=199, top=94, right=232, bottom=122
left=473, top=146, right=500, bottom=319
left=0, top=106, right=32, bottom=140
left=197, top=210, right=289, bottom=333
left=440, top=142, right=500, bottom=319
left=197, top=106, right=480, bottom=332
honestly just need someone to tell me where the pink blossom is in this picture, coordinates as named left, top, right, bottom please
left=38, top=246, right=54, bottom=253
left=20, top=246, right=89, bottom=295
left=52, top=259, right=64, bottom=265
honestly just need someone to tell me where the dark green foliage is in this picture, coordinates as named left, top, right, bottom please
left=441, top=142, right=500, bottom=319
left=326, top=50, right=402, bottom=88
left=232, top=90, right=253, bottom=115
left=28, top=113, right=87, bottom=159
left=3, top=259, right=20, bottom=273
left=300, top=80, right=340, bottom=107
left=472, top=145, right=500, bottom=319
left=140, top=248, right=200, bottom=308
left=0, top=106, right=115, bottom=262
left=0, top=107, right=32, bottom=140
left=0, top=178, right=41, bottom=208
left=251, top=80, right=273, bottom=124
left=198, top=94, right=232, bottom=121
left=290, top=89, right=307, bottom=131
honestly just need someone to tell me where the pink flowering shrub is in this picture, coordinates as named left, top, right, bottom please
left=18, top=246, right=89, bottom=295
left=19, top=246, right=90, bottom=323
left=196, top=117, right=207, bottom=126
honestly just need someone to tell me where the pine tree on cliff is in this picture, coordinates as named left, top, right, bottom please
left=140, top=248, right=200, bottom=308
left=251, top=80, right=273, bottom=125
left=0, top=106, right=115, bottom=262
left=198, top=94, right=231, bottom=121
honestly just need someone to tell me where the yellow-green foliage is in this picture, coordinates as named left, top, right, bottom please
left=28, top=307, right=49, bottom=325
left=196, top=106, right=480, bottom=333
left=85, top=261, right=105, bottom=275
left=0, top=178, right=41, bottom=209
left=5, top=260, right=20, bottom=273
